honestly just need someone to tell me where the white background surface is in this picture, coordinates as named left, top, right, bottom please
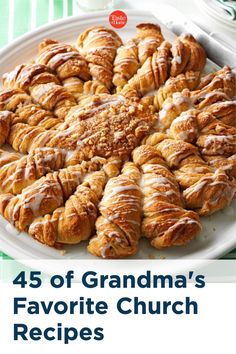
left=1, top=260, right=236, bottom=354
left=113, top=0, right=236, bottom=42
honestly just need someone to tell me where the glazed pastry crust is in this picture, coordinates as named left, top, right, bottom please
left=0, top=88, right=62, bottom=129
left=36, top=39, right=91, bottom=81
left=29, top=171, right=107, bottom=246
left=164, top=108, right=236, bottom=175
left=0, top=149, right=20, bottom=168
left=2, top=64, right=76, bottom=118
left=132, top=145, right=201, bottom=248
left=204, top=101, right=236, bottom=127
left=121, top=41, right=172, bottom=97
left=77, top=26, right=123, bottom=90
left=134, top=23, right=164, bottom=65
left=88, top=162, right=142, bottom=258
left=113, top=40, right=140, bottom=91
left=170, top=34, right=206, bottom=76
left=203, top=154, right=236, bottom=177
left=198, top=66, right=236, bottom=98
left=0, top=148, right=67, bottom=195
left=0, top=111, right=12, bottom=147
left=157, top=81, right=235, bottom=133
left=143, top=132, right=236, bottom=215
left=154, top=71, right=201, bottom=110
left=0, top=159, right=105, bottom=232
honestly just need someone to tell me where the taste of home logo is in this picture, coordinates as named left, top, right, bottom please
left=109, top=10, right=127, bottom=29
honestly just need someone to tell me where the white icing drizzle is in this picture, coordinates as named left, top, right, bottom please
left=159, top=93, right=192, bottom=126
left=201, top=134, right=236, bottom=154
left=168, top=217, right=201, bottom=242
left=172, top=55, right=182, bottom=65
left=203, top=134, right=236, bottom=146
left=171, top=111, right=195, bottom=124
left=2, top=66, right=20, bottom=87
left=100, top=244, right=111, bottom=259
left=12, top=183, right=59, bottom=220
left=66, top=95, right=125, bottom=122
left=170, top=112, right=198, bottom=141
left=138, top=38, right=160, bottom=58
left=31, top=83, right=56, bottom=102
left=115, top=57, right=138, bottom=66
left=63, top=80, right=82, bottom=88
left=0, top=110, right=11, bottom=119
left=9, top=162, right=92, bottom=225
left=165, top=148, right=191, bottom=167
left=142, top=175, right=176, bottom=189
left=184, top=171, right=236, bottom=204
left=48, top=52, right=79, bottom=70
left=80, top=29, right=118, bottom=57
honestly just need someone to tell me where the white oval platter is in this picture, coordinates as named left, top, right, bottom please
left=0, top=10, right=235, bottom=260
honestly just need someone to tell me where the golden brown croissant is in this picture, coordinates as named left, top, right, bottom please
left=196, top=120, right=236, bottom=156
left=14, top=102, right=63, bottom=129
left=0, top=111, right=12, bottom=146
left=142, top=133, right=209, bottom=186
left=0, top=143, right=120, bottom=196
left=88, top=162, right=142, bottom=258
left=169, top=109, right=207, bottom=143
left=2, top=64, right=76, bottom=118
left=62, top=77, right=109, bottom=102
left=0, top=149, right=20, bottom=168
left=113, top=40, right=140, bottom=91
left=179, top=33, right=207, bottom=71
left=77, top=26, right=123, bottom=90
left=143, top=132, right=236, bottom=215
left=168, top=108, right=236, bottom=157
left=204, top=101, right=236, bottom=127
left=36, top=39, right=91, bottom=81
left=121, top=34, right=205, bottom=98
left=132, top=145, right=201, bottom=248
left=0, top=88, right=62, bottom=129
left=0, top=148, right=67, bottom=195
left=121, top=41, right=172, bottom=97
left=133, top=23, right=164, bottom=65
left=182, top=169, right=236, bottom=215
left=8, top=124, right=54, bottom=153
left=154, top=71, right=201, bottom=110
left=2, top=63, right=58, bottom=90
left=8, top=100, right=154, bottom=161
left=77, top=81, right=110, bottom=104
left=197, top=66, right=236, bottom=98
left=62, top=77, right=84, bottom=100
left=192, top=90, right=231, bottom=110
left=203, top=154, right=236, bottom=177
left=0, top=159, right=105, bottom=231
left=157, top=88, right=232, bottom=132
left=28, top=170, right=107, bottom=246
left=0, top=88, right=30, bottom=111
left=81, top=80, right=109, bottom=96
left=157, top=90, right=193, bottom=132
left=170, top=34, right=206, bottom=76
left=170, top=37, right=191, bottom=77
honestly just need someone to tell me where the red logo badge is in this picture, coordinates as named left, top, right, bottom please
left=109, top=10, right=127, bottom=29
